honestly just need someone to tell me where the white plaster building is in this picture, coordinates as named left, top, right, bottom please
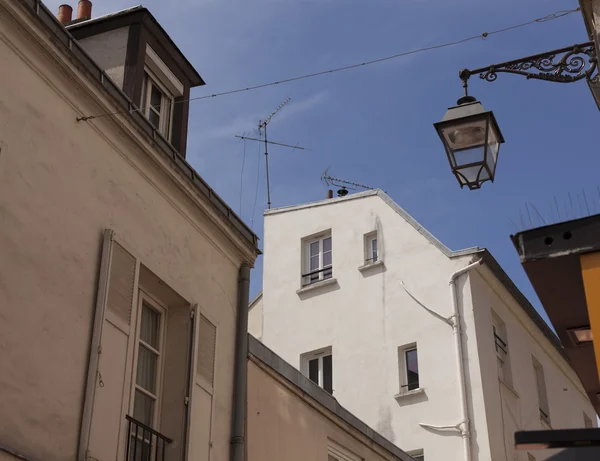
left=249, top=190, right=597, bottom=461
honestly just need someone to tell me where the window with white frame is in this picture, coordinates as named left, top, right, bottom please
left=398, top=344, right=419, bottom=393
left=301, top=347, right=333, bottom=394
left=492, top=311, right=513, bottom=387
left=302, top=233, right=332, bottom=286
left=141, top=69, right=174, bottom=140
left=364, top=232, right=378, bottom=264
left=532, top=356, right=550, bottom=426
left=132, top=296, right=166, bottom=428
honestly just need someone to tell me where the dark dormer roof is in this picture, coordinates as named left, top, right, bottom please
left=66, top=5, right=204, bottom=87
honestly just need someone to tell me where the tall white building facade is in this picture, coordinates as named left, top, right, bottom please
left=249, top=190, right=596, bottom=461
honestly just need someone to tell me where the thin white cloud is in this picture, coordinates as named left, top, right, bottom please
left=200, top=91, right=328, bottom=139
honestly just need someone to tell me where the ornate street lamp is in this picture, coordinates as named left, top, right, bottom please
left=435, top=41, right=598, bottom=190
left=434, top=74, right=504, bottom=190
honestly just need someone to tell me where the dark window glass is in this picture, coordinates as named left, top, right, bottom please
left=322, top=354, right=333, bottom=394
left=308, top=358, right=319, bottom=385
left=372, top=238, right=378, bottom=262
left=149, top=110, right=160, bottom=129
left=406, top=348, right=419, bottom=390
left=150, top=85, right=162, bottom=110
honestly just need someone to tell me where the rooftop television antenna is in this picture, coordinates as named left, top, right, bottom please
left=321, top=168, right=376, bottom=197
left=234, top=98, right=304, bottom=209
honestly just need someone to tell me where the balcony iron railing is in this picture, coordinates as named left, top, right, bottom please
left=301, top=266, right=333, bottom=286
left=126, top=415, right=172, bottom=461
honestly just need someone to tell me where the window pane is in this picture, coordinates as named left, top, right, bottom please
left=323, top=237, right=331, bottom=253
left=322, top=267, right=332, bottom=280
left=133, top=389, right=154, bottom=426
left=149, top=110, right=160, bottom=129
left=308, top=358, right=319, bottom=385
left=140, top=304, right=160, bottom=349
left=136, top=345, right=158, bottom=393
left=323, top=250, right=332, bottom=267
left=406, top=349, right=419, bottom=390
left=322, top=354, right=333, bottom=394
left=310, top=241, right=319, bottom=257
left=150, top=85, right=162, bottom=110
left=310, top=254, right=319, bottom=271
left=372, top=238, right=378, bottom=262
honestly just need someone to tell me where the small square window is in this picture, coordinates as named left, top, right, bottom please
left=301, top=347, right=333, bottom=394
left=302, top=233, right=332, bottom=286
left=364, top=232, right=378, bottom=264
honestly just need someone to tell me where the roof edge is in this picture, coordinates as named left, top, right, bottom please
left=66, top=6, right=204, bottom=86
left=248, top=291, right=262, bottom=310
left=248, top=335, right=415, bottom=461
left=265, top=189, right=481, bottom=258
left=17, top=0, right=255, bottom=249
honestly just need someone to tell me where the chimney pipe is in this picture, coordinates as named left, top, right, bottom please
left=327, top=190, right=333, bottom=199
left=57, top=4, right=73, bottom=24
left=76, top=0, right=92, bottom=20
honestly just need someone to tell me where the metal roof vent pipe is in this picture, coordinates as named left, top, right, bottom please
left=57, top=4, right=73, bottom=24
left=76, top=0, right=92, bottom=20
left=327, top=190, right=333, bottom=199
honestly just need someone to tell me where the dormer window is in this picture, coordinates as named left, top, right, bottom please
left=140, top=45, right=185, bottom=141
left=141, top=70, right=174, bottom=139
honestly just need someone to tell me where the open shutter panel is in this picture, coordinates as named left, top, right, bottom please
left=106, top=242, right=136, bottom=326
left=85, top=230, right=139, bottom=461
left=187, top=311, right=217, bottom=461
left=198, top=314, right=217, bottom=387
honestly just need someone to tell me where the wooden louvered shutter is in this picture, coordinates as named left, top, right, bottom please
left=186, top=309, right=217, bottom=461
left=83, top=230, right=140, bottom=461
left=105, top=242, right=136, bottom=327
left=197, top=314, right=217, bottom=388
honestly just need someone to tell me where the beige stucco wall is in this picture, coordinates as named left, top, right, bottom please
left=247, top=358, right=407, bottom=461
left=248, top=294, right=263, bottom=340
left=0, top=3, right=255, bottom=461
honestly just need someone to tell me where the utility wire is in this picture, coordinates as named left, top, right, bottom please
left=239, top=138, right=246, bottom=216
left=77, top=7, right=580, bottom=122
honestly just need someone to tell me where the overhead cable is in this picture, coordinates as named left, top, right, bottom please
left=76, top=7, right=581, bottom=122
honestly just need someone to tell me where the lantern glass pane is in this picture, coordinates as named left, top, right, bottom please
left=458, top=165, right=485, bottom=184
left=440, top=117, right=487, bottom=150
left=485, top=125, right=500, bottom=177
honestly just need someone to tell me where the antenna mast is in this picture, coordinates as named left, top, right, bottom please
left=259, top=98, right=291, bottom=209
left=321, top=169, right=376, bottom=197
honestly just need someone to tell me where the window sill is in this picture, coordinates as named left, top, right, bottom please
left=358, top=260, right=384, bottom=272
left=297, top=278, right=338, bottom=295
left=394, top=388, right=425, bottom=400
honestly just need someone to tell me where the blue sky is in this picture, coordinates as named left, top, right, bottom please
left=46, top=0, right=599, bottom=324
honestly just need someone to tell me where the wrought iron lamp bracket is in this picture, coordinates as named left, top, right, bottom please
left=461, top=41, right=598, bottom=85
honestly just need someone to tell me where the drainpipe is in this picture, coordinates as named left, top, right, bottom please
left=449, top=258, right=483, bottom=461
left=230, top=263, right=251, bottom=461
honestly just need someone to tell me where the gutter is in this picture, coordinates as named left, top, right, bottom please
left=411, top=258, right=483, bottom=461
left=230, top=264, right=251, bottom=461
left=449, top=259, right=483, bottom=461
